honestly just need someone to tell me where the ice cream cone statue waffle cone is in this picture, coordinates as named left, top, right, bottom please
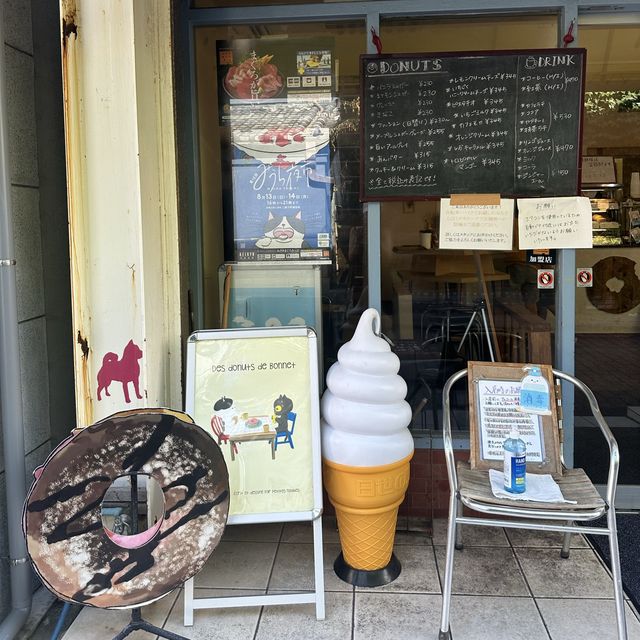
left=321, top=308, right=414, bottom=586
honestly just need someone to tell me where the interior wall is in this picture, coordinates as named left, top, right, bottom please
left=581, top=24, right=640, bottom=91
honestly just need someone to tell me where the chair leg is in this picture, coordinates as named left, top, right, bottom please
left=560, top=525, right=571, bottom=559
left=439, top=492, right=458, bottom=640
left=607, top=508, right=628, bottom=640
left=455, top=499, right=463, bottom=551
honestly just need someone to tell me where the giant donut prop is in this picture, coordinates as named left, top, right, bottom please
left=587, top=256, right=640, bottom=315
left=23, top=410, right=229, bottom=609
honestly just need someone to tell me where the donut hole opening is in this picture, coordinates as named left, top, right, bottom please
left=101, top=474, right=165, bottom=549
left=606, top=277, right=625, bottom=294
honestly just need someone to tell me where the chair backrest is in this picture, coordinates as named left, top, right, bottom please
left=210, top=415, right=224, bottom=437
left=287, top=411, right=297, bottom=433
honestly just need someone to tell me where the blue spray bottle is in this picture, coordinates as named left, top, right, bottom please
left=503, top=428, right=526, bottom=494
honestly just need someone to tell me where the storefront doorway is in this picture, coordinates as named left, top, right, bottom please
left=573, top=20, right=640, bottom=508
left=179, top=1, right=640, bottom=509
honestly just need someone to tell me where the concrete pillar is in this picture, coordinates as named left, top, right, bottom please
left=60, top=0, right=182, bottom=426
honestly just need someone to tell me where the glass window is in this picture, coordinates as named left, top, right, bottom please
left=575, top=23, right=640, bottom=490
left=193, top=0, right=361, bottom=6
left=378, top=15, right=559, bottom=438
left=193, top=21, right=367, bottom=373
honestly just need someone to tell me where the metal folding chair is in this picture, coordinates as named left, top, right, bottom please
left=438, top=368, right=627, bottom=640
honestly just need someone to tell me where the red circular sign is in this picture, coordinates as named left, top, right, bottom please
left=578, top=270, right=592, bottom=285
left=538, top=270, right=554, bottom=287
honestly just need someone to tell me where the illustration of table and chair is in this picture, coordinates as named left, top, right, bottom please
left=211, top=413, right=298, bottom=461
left=226, top=415, right=275, bottom=461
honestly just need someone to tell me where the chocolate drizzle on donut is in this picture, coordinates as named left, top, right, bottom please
left=121, top=414, right=174, bottom=471
left=23, top=411, right=229, bottom=609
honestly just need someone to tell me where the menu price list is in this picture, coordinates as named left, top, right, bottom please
left=361, top=50, right=585, bottom=200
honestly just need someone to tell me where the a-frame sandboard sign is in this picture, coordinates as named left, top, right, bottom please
left=184, top=325, right=325, bottom=624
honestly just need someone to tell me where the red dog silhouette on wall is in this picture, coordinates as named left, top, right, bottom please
left=97, top=340, right=143, bottom=403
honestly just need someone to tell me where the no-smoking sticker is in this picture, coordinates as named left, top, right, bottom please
left=577, top=268, right=593, bottom=288
left=537, top=269, right=555, bottom=289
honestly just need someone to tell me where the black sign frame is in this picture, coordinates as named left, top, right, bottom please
left=360, top=48, right=587, bottom=202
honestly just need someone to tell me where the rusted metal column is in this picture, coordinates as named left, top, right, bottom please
left=60, top=0, right=182, bottom=425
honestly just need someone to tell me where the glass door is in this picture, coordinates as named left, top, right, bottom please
left=574, top=21, right=640, bottom=507
left=378, top=15, right=559, bottom=442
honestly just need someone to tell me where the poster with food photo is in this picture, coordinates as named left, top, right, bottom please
left=216, top=37, right=335, bottom=123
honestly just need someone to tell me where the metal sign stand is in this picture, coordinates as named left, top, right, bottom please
left=112, top=474, right=188, bottom=640
left=182, top=327, right=325, bottom=626
left=183, top=513, right=325, bottom=625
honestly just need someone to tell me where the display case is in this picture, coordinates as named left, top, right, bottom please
left=581, top=182, right=625, bottom=246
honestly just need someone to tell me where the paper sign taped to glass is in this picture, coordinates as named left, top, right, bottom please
left=518, top=196, right=593, bottom=249
left=191, top=334, right=315, bottom=516
left=230, top=98, right=338, bottom=262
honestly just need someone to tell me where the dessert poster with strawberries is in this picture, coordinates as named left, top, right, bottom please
left=216, top=37, right=335, bottom=123
left=218, top=38, right=336, bottom=262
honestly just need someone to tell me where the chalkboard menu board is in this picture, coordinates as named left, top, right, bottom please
left=360, top=49, right=586, bottom=201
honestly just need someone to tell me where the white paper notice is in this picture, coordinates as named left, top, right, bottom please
left=476, top=379, right=545, bottom=463
left=439, top=198, right=514, bottom=250
left=581, top=156, right=616, bottom=185
left=518, top=196, right=593, bottom=249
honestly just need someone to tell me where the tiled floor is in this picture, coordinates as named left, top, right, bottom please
left=62, top=518, right=640, bottom=640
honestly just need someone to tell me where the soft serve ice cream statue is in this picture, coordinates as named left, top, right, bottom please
left=321, top=308, right=414, bottom=585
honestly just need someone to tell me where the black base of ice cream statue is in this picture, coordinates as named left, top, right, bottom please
left=334, top=551, right=402, bottom=587
left=320, top=308, right=414, bottom=588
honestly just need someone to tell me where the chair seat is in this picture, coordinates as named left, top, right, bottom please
left=457, top=461, right=606, bottom=518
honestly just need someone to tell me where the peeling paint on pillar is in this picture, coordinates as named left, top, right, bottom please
left=76, top=330, right=93, bottom=420
left=60, top=0, right=182, bottom=427
left=62, top=7, right=77, bottom=46
left=76, top=330, right=88, bottom=359
left=61, top=0, right=95, bottom=427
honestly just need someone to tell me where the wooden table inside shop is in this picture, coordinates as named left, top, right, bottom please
left=229, top=417, right=277, bottom=461
left=392, top=246, right=512, bottom=339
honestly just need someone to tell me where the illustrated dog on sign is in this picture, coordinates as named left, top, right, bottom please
left=97, top=340, right=143, bottom=403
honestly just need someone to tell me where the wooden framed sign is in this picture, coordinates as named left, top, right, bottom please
left=468, top=361, right=562, bottom=475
